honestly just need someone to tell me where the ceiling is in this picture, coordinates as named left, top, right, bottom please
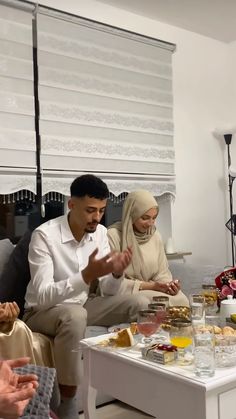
left=98, top=0, right=236, bottom=43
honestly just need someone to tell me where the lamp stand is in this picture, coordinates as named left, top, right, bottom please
left=224, top=134, right=235, bottom=266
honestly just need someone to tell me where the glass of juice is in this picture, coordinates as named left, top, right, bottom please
left=137, top=309, right=158, bottom=344
left=148, top=303, right=167, bottom=331
left=169, top=319, right=193, bottom=365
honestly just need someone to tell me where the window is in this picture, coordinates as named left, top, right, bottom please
left=0, top=1, right=176, bottom=240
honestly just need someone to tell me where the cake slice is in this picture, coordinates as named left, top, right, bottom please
left=98, top=328, right=135, bottom=348
left=130, top=322, right=138, bottom=335
left=112, top=328, right=135, bottom=347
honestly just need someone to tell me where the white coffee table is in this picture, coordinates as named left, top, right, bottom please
left=81, top=334, right=236, bottom=419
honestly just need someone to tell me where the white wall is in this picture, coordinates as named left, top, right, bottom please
left=39, top=0, right=234, bottom=266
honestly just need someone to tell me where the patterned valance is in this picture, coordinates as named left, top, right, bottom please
left=41, top=170, right=175, bottom=198
left=0, top=168, right=36, bottom=195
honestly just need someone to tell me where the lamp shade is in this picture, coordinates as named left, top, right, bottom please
left=224, top=134, right=233, bottom=145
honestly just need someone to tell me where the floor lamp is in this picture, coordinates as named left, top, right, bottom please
left=224, top=134, right=235, bottom=266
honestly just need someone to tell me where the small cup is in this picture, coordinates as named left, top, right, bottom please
left=202, top=284, right=218, bottom=315
left=148, top=303, right=166, bottom=310
left=189, top=294, right=205, bottom=325
left=193, top=324, right=215, bottom=377
left=152, top=296, right=169, bottom=308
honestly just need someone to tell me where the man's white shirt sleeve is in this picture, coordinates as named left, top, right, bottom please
left=27, top=230, right=89, bottom=309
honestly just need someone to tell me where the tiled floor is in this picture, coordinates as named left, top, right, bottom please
left=80, top=401, right=153, bottom=418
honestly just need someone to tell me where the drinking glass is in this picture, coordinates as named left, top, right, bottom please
left=193, top=324, right=215, bottom=377
left=137, top=309, right=158, bottom=344
left=148, top=303, right=167, bottom=331
left=169, top=319, right=193, bottom=365
left=189, top=294, right=205, bottom=325
left=201, top=284, right=218, bottom=316
left=168, top=306, right=191, bottom=321
left=152, top=296, right=170, bottom=309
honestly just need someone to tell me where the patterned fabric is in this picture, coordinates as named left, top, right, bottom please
left=14, top=365, right=56, bottom=419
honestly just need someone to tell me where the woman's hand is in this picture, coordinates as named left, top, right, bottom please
left=152, top=282, right=172, bottom=293
left=163, top=279, right=180, bottom=296
left=140, top=279, right=180, bottom=295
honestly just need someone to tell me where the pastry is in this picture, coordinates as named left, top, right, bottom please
left=222, top=326, right=235, bottom=336
left=213, top=325, right=222, bottom=334
left=98, top=328, right=135, bottom=348
left=110, top=328, right=135, bottom=347
left=194, top=325, right=213, bottom=333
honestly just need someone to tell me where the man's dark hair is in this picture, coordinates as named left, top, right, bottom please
left=70, top=174, right=109, bottom=200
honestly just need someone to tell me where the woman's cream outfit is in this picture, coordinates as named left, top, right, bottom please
left=108, top=190, right=189, bottom=306
left=0, top=319, right=55, bottom=367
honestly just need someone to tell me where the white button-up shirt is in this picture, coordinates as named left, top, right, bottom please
left=25, top=215, right=123, bottom=309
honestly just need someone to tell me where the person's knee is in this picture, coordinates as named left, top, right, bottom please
left=179, top=293, right=189, bottom=307
left=170, top=292, right=189, bottom=307
left=58, top=305, right=87, bottom=334
left=127, top=294, right=150, bottom=311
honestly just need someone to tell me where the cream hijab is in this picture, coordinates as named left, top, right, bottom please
left=109, top=190, right=158, bottom=279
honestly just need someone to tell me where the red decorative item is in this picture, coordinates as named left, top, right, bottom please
left=215, top=267, right=236, bottom=303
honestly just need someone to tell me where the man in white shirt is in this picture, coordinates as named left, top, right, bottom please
left=23, top=174, right=150, bottom=419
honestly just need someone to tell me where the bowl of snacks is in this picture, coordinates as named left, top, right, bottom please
left=161, top=306, right=191, bottom=332
left=168, top=306, right=191, bottom=321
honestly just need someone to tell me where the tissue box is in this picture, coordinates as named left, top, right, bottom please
left=142, top=343, right=177, bottom=365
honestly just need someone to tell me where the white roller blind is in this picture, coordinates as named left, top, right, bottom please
left=0, top=2, right=36, bottom=194
left=37, top=9, right=176, bottom=197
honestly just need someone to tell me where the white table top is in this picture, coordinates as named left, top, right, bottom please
left=81, top=333, right=236, bottom=391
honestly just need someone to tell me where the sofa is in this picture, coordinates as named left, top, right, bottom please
left=0, top=237, right=223, bottom=411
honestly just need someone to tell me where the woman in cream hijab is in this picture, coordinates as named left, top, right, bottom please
left=108, top=190, right=188, bottom=306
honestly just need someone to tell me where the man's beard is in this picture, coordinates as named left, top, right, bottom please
left=85, top=223, right=98, bottom=233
